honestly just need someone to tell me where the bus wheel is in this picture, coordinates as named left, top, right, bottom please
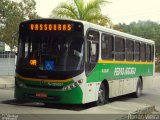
left=133, top=78, right=142, bottom=98
left=15, top=98, right=26, bottom=104
left=96, top=83, right=108, bottom=105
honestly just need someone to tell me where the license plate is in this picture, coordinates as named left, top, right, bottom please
left=36, top=93, right=47, bottom=98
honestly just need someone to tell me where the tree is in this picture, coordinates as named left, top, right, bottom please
left=50, top=0, right=112, bottom=27
left=0, top=0, right=38, bottom=50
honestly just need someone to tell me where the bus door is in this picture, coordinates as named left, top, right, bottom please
left=85, top=30, right=100, bottom=79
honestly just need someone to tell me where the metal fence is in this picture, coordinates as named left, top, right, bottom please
left=0, top=51, right=15, bottom=75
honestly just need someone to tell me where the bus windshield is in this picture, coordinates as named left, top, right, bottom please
left=17, top=33, right=84, bottom=72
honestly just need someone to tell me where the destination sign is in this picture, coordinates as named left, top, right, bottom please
left=29, top=23, right=72, bottom=31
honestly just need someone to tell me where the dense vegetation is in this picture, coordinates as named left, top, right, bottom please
left=0, top=0, right=39, bottom=50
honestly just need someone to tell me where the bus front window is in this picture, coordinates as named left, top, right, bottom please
left=17, top=34, right=84, bottom=72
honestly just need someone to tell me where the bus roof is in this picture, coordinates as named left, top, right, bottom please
left=21, top=18, right=155, bottom=44
left=81, top=20, right=155, bottom=45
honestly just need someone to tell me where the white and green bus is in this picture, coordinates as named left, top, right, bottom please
left=15, top=19, right=155, bottom=105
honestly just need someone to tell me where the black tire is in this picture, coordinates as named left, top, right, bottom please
left=133, top=78, right=142, bottom=98
left=44, top=102, right=58, bottom=107
left=96, top=83, right=108, bottom=105
left=15, top=98, right=26, bottom=104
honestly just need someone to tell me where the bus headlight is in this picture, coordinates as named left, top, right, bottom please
left=16, top=80, right=26, bottom=88
left=63, top=79, right=83, bottom=91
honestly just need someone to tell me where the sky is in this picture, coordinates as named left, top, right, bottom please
left=34, top=0, right=160, bottom=24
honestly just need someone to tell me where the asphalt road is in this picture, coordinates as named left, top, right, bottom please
left=0, top=74, right=160, bottom=120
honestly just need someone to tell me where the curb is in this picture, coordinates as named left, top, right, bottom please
left=118, top=105, right=156, bottom=120
left=0, top=84, right=15, bottom=89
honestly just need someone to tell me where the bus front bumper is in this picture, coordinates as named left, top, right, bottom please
left=14, top=85, right=83, bottom=104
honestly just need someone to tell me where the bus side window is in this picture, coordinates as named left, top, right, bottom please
left=146, top=44, right=151, bottom=62
left=101, top=34, right=113, bottom=60
left=115, top=36, right=125, bottom=60
left=140, top=43, right=146, bottom=62
left=135, top=42, right=140, bottom=61
left=126, top=39, right=134, bottom=61
left=151, top=45, right=154, bottom=61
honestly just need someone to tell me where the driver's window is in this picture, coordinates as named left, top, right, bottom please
left=87, top=30, right=99, bottom=41
left=87, top=30, right=99, bottom=63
